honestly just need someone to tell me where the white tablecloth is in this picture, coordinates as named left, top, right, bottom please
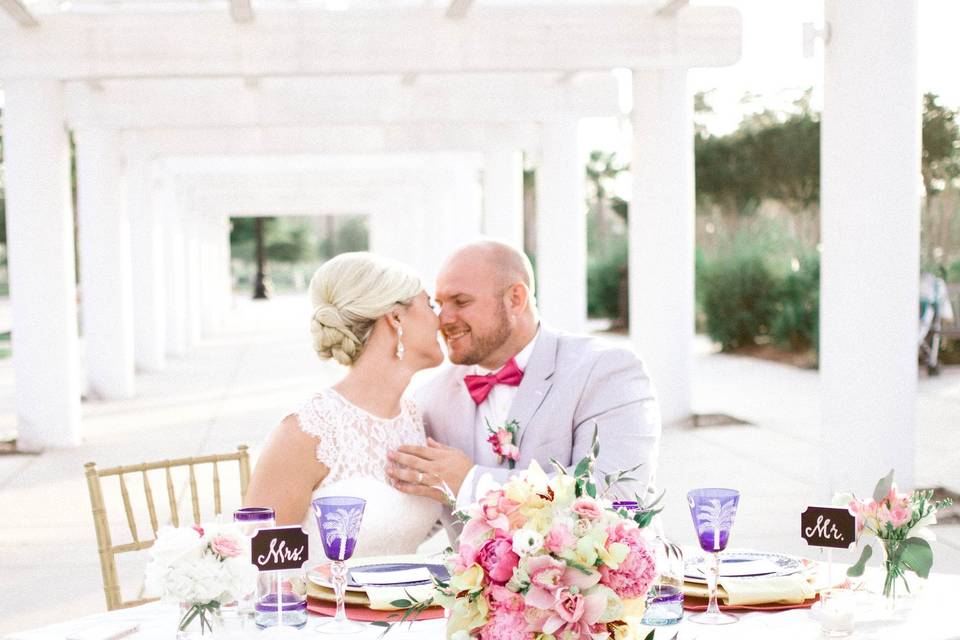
left=6, top=573, right=960, bottom=640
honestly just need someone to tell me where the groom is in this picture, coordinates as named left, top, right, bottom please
left=387, top=240, right=661, bottom=515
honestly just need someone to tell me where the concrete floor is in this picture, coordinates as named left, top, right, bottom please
left=0, top=294, right=958, bottom=636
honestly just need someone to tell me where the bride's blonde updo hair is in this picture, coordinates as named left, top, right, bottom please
left=309, top=252, right=423, bottom=366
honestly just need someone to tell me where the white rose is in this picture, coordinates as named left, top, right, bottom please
left=512, top=529, right=544, bottom=556
left=148, top=526, right=204, bottom=568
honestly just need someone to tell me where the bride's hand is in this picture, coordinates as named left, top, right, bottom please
left=386, top=439, right=473, bottom=504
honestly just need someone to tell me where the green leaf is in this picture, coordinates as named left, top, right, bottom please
left=643, top=630, right=656, bottom=640
left=390, top=599, right=412, bottom=608
left=574, top=458, right=590, bottom=478
left=847, top=544, right=873, bottom=577
left=900, top=537, right=934, bottom=579
left=369, top=621, right=390, bottom=628
left=873, top=469, right=895, bottom=502
left=586, top=482, right=597, bottom=498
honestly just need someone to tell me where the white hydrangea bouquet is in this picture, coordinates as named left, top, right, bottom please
left=144, top=523, right=258, bottom=635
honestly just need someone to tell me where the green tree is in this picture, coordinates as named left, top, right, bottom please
left=922, top=92, right=960, bottom=199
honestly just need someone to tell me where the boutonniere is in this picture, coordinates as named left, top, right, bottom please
left=486, top=419, right=520, bottom=469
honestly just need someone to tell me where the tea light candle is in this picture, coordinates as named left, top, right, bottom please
left=819, top=589, right=856, bottom=637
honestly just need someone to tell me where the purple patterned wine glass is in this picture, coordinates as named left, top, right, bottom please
left=312, top=496, right=366, bottom=635
left=687, top=488, right=740, bottom=625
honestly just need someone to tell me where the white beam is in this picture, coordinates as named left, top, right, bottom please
left=229, top=0, right=254, bottom=23
left=0, top=6, right=741, bottom=79
left=65, top=74, right=619, bottom=129
left=121, top=123, right=542, bottom=158
left=0, top=0, right=38, bottom=28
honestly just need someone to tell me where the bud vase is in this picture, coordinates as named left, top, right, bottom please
left=177, top=601, right=224, bottom=639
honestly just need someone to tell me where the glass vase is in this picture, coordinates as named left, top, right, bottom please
left=879, top=539, right=924, bottom=611
left=177, top=601, right=224, bottom=639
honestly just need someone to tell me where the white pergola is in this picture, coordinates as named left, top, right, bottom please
left=0, top=0, right=922, bottom=497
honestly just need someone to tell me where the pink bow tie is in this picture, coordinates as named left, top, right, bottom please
left=464, top=358, right=524, bottom=405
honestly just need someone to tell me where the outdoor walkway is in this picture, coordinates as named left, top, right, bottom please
left=0, top=294, right=958, bottom=636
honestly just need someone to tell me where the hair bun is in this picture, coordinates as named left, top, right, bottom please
left=310, top=304, right=362, bottom=366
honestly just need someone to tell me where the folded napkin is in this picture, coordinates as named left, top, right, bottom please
left=718, top=573, right=816, bottom=606
left=364, top=583, right=437, bottom=611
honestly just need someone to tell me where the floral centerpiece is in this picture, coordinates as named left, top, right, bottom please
left=144, top=523, right=258, bottom=637
left=837, top=470, right=952, bottom=602
left=386, top=429, right=661, bottom=640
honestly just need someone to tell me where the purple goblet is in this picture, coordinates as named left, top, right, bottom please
left=687, top=488, right=740, bottom=625
left=312, top=496, right=366, bottom=635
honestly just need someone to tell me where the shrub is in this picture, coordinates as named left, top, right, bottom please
left=697, top=245, right=778, bottom=351
left=587, top=238, right=627, bottom=319
left=771, top=254, right=820, bottom=352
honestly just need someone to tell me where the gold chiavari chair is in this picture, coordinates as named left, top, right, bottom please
left=83, top=445, right=251, bottom=611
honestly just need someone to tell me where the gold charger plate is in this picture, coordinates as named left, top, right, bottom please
left=307, top=581, right=370, bottom=606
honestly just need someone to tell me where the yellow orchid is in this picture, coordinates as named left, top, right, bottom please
left=446, top=595, right=489, bottom=639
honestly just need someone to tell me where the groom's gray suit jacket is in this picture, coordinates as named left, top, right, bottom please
left=417, top=325, right=661, bottom=530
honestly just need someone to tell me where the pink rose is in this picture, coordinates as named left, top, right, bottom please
left=210, top=535, right=243, bottom=558
left=478, top=532, right=520, bottom=585
left=544, top=523, right=576, bottom=554
left=572, top=498, right=604, bottom=521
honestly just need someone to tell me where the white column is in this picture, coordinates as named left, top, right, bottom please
left=536, top=118, right=587, bottom=333
left=199, top=217, right=223, bottom=338
left=629, top=68, right=695, bottom=425
left=183, top=214, right=203, bottom=347
left=128, top=156, right=166, bottom=371
left=482, top=148, right=524, bottom=248
left=2, top=79, right=82, bottom=449
left=820, top=0, right=920, bottom=493
left=163, top=189, right=188, bottom=357
left=75, top=128, right=136, bottom=400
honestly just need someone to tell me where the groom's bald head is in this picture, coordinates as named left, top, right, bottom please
left=446, top=240, right=536, bottom=299
left=436, top=240, right=540, bottom=369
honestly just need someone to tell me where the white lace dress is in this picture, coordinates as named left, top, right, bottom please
left=296, top=388, right=441, bottom=563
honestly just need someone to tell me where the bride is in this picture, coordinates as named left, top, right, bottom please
left=244, top=252, right=444, bottom=560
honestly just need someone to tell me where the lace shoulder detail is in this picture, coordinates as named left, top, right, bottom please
left=295, top=389, right=428, bottom=485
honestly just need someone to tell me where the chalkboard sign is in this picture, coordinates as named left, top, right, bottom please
left=800, top=506, right=856, bottom=549
left=250, top=526, right=309, bottom=572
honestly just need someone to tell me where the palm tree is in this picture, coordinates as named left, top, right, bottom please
left=696, top=498, right=737, bottom=551
left=322, top=507, right=363, bottom=559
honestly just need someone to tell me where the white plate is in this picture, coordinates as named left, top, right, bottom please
left=684, top=550, right=804, bottom=584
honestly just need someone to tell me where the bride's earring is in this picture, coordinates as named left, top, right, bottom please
left=396, top=325, right=405, bottom=360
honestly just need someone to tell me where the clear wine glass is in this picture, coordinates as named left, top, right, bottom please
left=312, top=496, right=366, bottom=635
left=687, top=488, right=740, bottom=625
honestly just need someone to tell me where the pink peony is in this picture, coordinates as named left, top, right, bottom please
left=544, top=523, right=576, bottom=554
left=480, top=605, right=531, bottom=640
left=210, top=535, right=243, bottom=558
left=453, top=543, right=480, bottom=573
left=478, top=532, right=521, bottom=585
left=572, top=498, right=604, bottom=521
left=598, top=523, right=657, bottom=599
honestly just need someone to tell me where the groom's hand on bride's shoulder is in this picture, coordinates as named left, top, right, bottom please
left=386, top=438, right=473, bottom=504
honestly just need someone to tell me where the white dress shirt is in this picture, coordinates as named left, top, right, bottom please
left=455, top=329, right=540, bottom=510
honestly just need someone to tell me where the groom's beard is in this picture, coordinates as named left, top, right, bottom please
left=448, top=300, right=511, bottom=366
